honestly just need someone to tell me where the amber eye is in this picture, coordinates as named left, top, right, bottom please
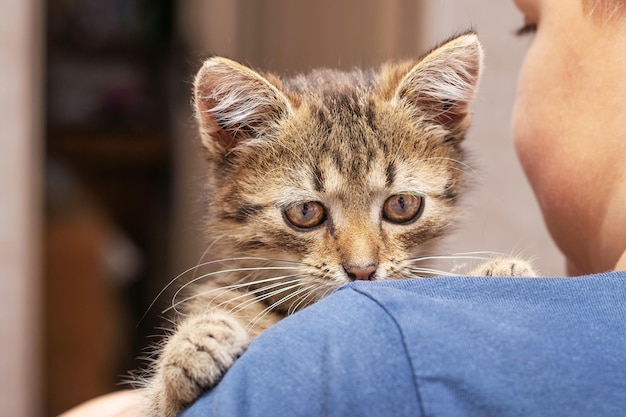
left=284, top=201, right=326, bottom=230
left=382, top=194, right=424, bottom=224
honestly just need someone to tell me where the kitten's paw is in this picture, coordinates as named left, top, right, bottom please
left=146, top=312, right=249, bottom=417
left=470, top=257, right=536, bottom=277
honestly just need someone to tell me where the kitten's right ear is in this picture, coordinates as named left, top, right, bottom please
left=194, top=57, right=292, bottom=156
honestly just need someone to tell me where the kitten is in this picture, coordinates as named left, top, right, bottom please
left=144, top=32, right=534, bottom=417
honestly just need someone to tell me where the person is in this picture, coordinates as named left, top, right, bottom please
left=59, top=0, right=626, bottom=415
left=512, top=0, right=626, bottom=276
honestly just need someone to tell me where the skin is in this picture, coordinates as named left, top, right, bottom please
left=58, top=391, right=141, bottom=417
left=61, top=1, right=626, bottom=416
left=512, top=0, right=626, bottom=274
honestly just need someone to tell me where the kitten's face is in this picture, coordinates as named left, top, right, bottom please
left=194, top=33, right=483, bottom=309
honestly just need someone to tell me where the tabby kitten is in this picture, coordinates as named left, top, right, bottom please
left=145, top=32, right=534, bottom=417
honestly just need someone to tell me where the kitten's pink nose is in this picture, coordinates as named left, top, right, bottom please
left=344, top=265, right=377, bottom=281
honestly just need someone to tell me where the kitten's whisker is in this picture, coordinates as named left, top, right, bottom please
left=248, top=284, right=313, bottom=330
left=407, top=251, right=510, bottom=266
left=210, top=272, right=302, bottom=293
left=192, top=235, right=225, bottom=280
left=287, top=289, right=312, bottom=315
left=233, top=282, right=305, bottom=318
left=287, top=282, right=326, bottom=315
left=270, top=286, right=314, bottom=320
left=280, top=283, right=318, bottom=311
left=176, top=274, right=298, bottom=314
left=166, top=268, right=273, bottom=315
left=407, top=251, right=510, bottom=276
left=139, top=257, right=301, bottom=325
left=408, top=255, right=492, bottom=263
left=212, top=277, right=304, bottom=312
left=233, top=280, right=304, bottom=311
left=168, top=266, right=301, bottom=312
left=165, top=274, right=302, bottom=316
left=410, top=267, right=458, bottom=277
left=451, top=250, right=507, bottom=257
left=191, top=257, right=305, bottom=270
left=320, top=284, right=338, bottom=300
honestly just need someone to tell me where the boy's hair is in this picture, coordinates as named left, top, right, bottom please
left=583, top=0, right=625, bottom=20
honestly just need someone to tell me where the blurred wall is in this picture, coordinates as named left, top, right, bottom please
left=179, top=0, right=421, bottom=72
left=0, top=0, right=43, bottom=416
left=43, top=1, right=178, bottom=414
left=174, top=0, right=564, bottom=276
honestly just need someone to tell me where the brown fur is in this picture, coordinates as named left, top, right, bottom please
left=143, top=32, right=534, bottom=417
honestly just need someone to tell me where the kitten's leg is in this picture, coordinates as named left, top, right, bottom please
left=470, top=257, right=536, bottom=277
left=145, top=311, right=249, bottom=417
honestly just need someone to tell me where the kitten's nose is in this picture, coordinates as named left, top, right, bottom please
left=344, top=265, right=377, bottom=281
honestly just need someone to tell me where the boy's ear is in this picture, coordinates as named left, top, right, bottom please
left=392, top=32, right=483, bottom=136
left=193, top=57, right=292, bottom=156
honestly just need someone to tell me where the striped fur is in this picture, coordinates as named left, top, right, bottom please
left=144, top=32, right=532, bottom=417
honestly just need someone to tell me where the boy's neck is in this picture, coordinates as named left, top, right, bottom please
left=615, top=250, right=626, bottom=271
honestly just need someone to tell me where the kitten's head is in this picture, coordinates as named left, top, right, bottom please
left=193, top=32, right=483, bottom=307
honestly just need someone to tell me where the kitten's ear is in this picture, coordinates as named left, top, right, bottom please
left=194, top=57, right=292, bottom=156
left=393, top=32, right=483, bottom=137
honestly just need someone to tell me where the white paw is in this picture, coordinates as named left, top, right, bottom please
left=146, top=312, right=249, bottom=417
left=470, top=257, right=536, bottom=277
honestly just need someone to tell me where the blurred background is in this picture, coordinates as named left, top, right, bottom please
left=1, top=1, right=564, bottom=416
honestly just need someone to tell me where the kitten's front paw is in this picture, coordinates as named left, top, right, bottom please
left=146, top=312, right=249, bottom=417
left=471, top=257, right=536, bottom=277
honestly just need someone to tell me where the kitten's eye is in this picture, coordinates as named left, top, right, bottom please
left=284, top=201, right=326, bottom=230
left=382, top=194, right=424, bottom=224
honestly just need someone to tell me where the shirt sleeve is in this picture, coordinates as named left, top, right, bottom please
left=179, top=285, right=423, bottom=417
left=180, top=272, right=626, bottom=417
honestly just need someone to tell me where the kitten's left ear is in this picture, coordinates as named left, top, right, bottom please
left=393, top=32, right=483, bottom=137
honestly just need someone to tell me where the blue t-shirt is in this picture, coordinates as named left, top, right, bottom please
left=181, top=272, right=626, bottom=416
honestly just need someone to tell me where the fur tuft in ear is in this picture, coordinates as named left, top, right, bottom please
left=194, top=57, right=292, bottom=156
left=392, top=32, right=483, bottom=137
